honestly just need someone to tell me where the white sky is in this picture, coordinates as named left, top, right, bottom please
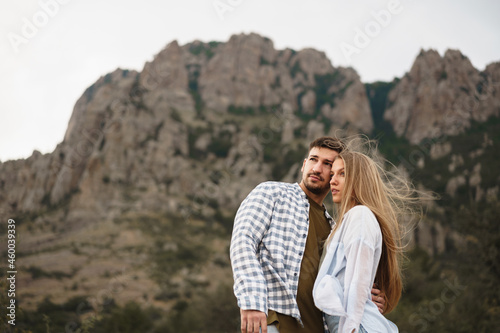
left=1, top=0, right=499, bottom=161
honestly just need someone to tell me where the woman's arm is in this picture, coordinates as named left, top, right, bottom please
left=341, top=239, right=377, bottom=333
left=339, top=206, right=382, bottom=332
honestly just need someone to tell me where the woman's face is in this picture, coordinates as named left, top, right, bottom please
left=330, top=158, right=345, bottom=204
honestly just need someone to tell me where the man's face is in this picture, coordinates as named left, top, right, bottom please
left=300, top=147, right=339, bottom=196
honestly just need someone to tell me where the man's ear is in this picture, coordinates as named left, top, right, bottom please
left=301, top=158, right=306, bottom=173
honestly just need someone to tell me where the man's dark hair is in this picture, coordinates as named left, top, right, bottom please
left=309, top=136, right=345, bottom=154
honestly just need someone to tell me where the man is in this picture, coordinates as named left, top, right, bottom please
left=230, top=137, right=385, bottom=333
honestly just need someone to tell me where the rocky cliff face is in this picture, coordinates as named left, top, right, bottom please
left=384, top=49, right=500, bottom=144
left=0, top=33, right=498, bottom=313
left=0, top=33, right=373, bottom=221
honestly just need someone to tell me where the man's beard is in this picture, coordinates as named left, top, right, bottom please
left=303, top=172, right=330, bottom=195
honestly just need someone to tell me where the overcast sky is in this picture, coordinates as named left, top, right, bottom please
left=1, top=0, right=499, bottom=161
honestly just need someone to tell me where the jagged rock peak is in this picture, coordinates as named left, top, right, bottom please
left=131, top=32, right=372, bottom=133
left=65, top=68, right=139, bottom=143
left=384, top=48, right=500, bottom=144
left=140, top=40, right=188, bottom=92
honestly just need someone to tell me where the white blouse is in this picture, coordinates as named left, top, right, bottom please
left=313, top=205, right=398, bottom=333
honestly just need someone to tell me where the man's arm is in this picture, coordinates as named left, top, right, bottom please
left=371, top=285, right=386, bottom=314
left=230, top=183, right=276, bottom=328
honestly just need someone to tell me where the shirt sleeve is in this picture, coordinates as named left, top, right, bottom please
left=341, top=238, right=376, bottom=333
left=339, top=208, right=380, bottom=333
left=229, top=183, right=276, bottom=314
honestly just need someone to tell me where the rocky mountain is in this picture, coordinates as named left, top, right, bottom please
left=0, top=33, right=499, bottom=332
left=384, top=49, right=500, bottom=144
left=0, top=33, right=374, bottom=219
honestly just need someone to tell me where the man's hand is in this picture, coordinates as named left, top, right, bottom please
left=240, top=309, right=267, bottom=333
left=371, top=284, right=386, bottom=314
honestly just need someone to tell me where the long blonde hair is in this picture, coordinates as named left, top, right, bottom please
left=329, top=150, right=418, bottom=313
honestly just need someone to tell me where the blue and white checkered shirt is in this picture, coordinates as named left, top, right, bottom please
left=230, top=181, right=334, bottom=324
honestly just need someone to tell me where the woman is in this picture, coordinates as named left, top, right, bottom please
left=313, top=150, right=413, bottom=333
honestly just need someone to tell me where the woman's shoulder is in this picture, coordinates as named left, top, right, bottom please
left=343, top=205, right=381, bottom=241
left=346, top=205, right=377, bottom=221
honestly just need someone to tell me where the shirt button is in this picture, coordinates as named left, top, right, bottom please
left=299, top=252, right=303, bottom=256
left=294, top=273, right=298, bottom=276
left=303, top=234, right=307, bottom=238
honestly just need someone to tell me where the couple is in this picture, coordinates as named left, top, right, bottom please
left=230, top=136, right=407, bottom=332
